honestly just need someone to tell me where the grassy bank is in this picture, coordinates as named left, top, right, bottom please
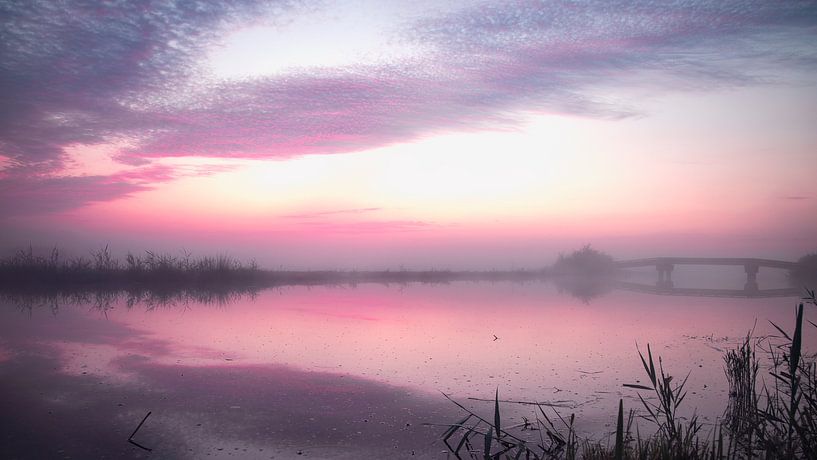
left=434, top=290, right=817, bottom=459
left=0, top=246, right=267, bottom=309
left=0, top=246, right=263, bottom=287
left=0, top=246, right=553, bottom=298
left=3, top=245, right=811, bottom=298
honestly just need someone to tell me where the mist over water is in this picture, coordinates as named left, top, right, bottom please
left=623, top=265, right=794, bottom=291
left=2, top=276, right=814, bottom=458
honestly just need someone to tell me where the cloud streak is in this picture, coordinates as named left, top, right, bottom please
left=119, top=1, right=817, bottom=163
left=0, top=163, right=236, bottom=216
left=0, top=0, right=297, bottom=168
left=281, top=207, right=382, bottom=219
left=1, top=0, right=816, bottom=213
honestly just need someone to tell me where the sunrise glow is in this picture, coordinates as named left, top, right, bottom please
left=1, top=1, right=815, bottom=266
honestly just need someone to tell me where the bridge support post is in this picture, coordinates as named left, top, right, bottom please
left=744, top=263, right=759, bottom=292
left=656, top=263, right=674, bottom=288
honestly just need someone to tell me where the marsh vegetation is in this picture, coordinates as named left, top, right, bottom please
left=1, top=259, right=814, bottom=459
left=0, top=245, right=556, bottom=299
left=3, top=244, right=813, bottom=300
left=552, top=245, right=617, bottom=276
left=790, top=253, right=817, bottom=287
left=435, top=290, right=817, bottom=459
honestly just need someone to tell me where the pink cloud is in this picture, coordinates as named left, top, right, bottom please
left=0, top=163, right=237, bottom=216
left=1, top=0, right=815, bottom=215
left=289, top=219, right=434, bottom=234
left=281, top=207, right=382, bottom=219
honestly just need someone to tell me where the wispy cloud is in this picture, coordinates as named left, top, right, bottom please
left=1, top=0, right=816, bottom=213
left=275, top=207, right=433, bottom=235
left=281, top=219, right=435, bottom=234
left=0, top=163, right=236, bottom=216
left=0, top=0, right=300, bottom=172
left=121, top=1, right=817, bottom=164
left=0, top=174, right=151, bottom=216
left=281, top=207, right=382, bottom=219
left=0, top=0, right=300, bottom=214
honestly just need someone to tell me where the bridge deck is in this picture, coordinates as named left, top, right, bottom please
left=614, top=257, right=798, bottom=270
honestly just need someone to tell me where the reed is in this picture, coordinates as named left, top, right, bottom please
left=722, top=331, right=759, bottom=457
left=0, top=246, right=559, bottom=300
left=0, top=245, right=263, bottom=290
left=435, top=292, right=817, bottom=459
left=745, top=301, right=817, bottom=458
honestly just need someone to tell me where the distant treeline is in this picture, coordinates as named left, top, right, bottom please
left=791, top=252, right=817, bottom=285
left=1, top=245, right=813, bottom=300
left=551, top=244, right=616, bottom=275
left=0, top=246, right=553, bottom=298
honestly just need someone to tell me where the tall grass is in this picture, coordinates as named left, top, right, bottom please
left=1, top=245, right=260, bottom=280
left=0, top=246, right=565, bottom=311
left=622, top=344, right=704, bottom=458
left=747, top=299, right=817, bottom=458
left=722, top=332, right=759, bottom=457
left=716, top=290, right=817, bottom=458
left=435, top=291, right=817, bottom=459
left=0, top=246, right=265, bottom=309
left=0, top=245, right=557, bottom=295
left=0, top=245, right=261, bottom=286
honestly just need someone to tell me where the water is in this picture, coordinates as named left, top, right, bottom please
left=1, top=276, right=813, bottom=459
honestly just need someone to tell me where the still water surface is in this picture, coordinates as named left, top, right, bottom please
left=1, top=270, right=813, bottom=459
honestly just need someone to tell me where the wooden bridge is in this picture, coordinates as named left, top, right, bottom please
left=613, top=257, right=799, bottom=292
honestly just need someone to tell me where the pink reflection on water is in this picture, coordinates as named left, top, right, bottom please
left=1, top=281, right=814, bottom=442
left=96, top=282, right=814, bottom=431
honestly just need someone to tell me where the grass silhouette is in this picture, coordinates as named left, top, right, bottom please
left=434, top=291, right=817, bottom=459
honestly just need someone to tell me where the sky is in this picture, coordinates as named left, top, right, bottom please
left=1, top=0, right=816, bottom=269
